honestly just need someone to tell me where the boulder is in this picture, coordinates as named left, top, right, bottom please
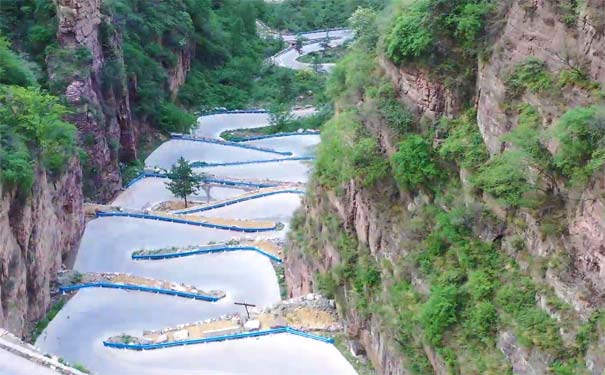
left=173, top=329, right=189, bottom=341
left=244, top=319, right=261, bottom=332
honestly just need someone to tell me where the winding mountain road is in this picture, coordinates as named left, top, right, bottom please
left=31, top=27, right=355, bottom=375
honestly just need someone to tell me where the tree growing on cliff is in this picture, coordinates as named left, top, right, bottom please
left=165, top=157, right=201, bottom=208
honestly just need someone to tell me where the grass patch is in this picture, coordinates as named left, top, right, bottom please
left=31, top=298, right=66, bottom=342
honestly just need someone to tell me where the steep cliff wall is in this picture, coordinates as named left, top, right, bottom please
left=287, top=1, right=605, bottom=374
left=49, top=0, right=191, bottom=201
left=0, top=160, right=84, bottom=338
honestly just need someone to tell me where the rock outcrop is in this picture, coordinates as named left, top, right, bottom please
left=0, top=160, right=84, bottom=337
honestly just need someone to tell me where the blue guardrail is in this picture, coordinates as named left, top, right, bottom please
left=190, top=156, right=314, bottom=168
left=199, top=109, right=268, bottom=116
left=132, top=245, right=282, bottom=263
left=103, top=327, right=334, bottom=350
left=227, top=130, right=320, bottom=142
left=126, top=172, right=280, bottom=189
left=95, top=211, right=279, bottom=233
left=171, top=134, right=292, bottom=156
left=174, top=189, right=304, bottom=214
left=59, top=282, right=221, bottom=302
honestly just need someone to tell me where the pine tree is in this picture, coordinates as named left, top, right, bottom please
left=165, top=157, right=201, bottom=208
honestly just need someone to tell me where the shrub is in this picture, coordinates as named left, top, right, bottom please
left=385, top=0, right=433, bottom=63
left=464, top=301, right=497, bottom=341
left=0, top=85, right=77, bottom=191
left=157, top=102, right=196, bottom=134
left=391, top=135, right=441, bottom=191
left=505, top=58, right=553, bottom=99
left=0, top=36, right=37, bottom=87
left=552, top=105, right=605, bottom=184
left=438, top=109, right=488, bottom=169
left=420, top=285, right=460, bottom=345
left=473, top=151, right=532, bottom=207
left=466, top=270, right=495, bottom=300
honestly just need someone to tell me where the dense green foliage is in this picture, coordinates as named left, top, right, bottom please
left=0, top=84, right=77, bottom=191
left=391, top=135, right=441, bottom=191
left=385, top=0, right=492, bottom=88
left=0, top=0, right=57, bottom=80
left=261, top=0, right=384, bottom=32
left=102, top=0, right=266, bottom=130
left=438, top=110, right=488, bottom=170
left=552, top=105, right=605, bottom=184
left=505, top=57, right=554, bottom=100
left=0, top=37, right=38, bottom=87
left=315, top=112, right=389, bottom=189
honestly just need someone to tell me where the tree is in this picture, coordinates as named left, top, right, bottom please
left=348, top=7, right=379, bottom=51
left=294, top=34, right=305, bottom=54
left=390, top=135, right=441, bottom=191
left=269, top=103, right=294, bottom=132
left=311, top=54, right=321, bottom=73
left=165, top=157, right=201, bottom=208
left=320, top=32, right=330, bottom=57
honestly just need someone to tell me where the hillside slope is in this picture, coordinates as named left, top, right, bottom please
left=286, top=2, right=605, bottom=374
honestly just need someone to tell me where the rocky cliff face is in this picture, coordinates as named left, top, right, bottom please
left=51, top=0, right=123, bottom=201
left=286, top=1, right=605, bottom=374
left=50, top=0, right=191, bottom=202
left=0, top=160, right=84, bottom=337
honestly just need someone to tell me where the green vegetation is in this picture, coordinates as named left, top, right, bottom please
left=72, top=363, right=91, bottom=374
left=297, top=44, right=349, bottom=64
left=221, top=108, right=331, bottom=141
left=385, top=0, right=493, bottom=96
left=261, top=0, right=384, bottom=32
left=473, top=152, right=532, bottom=207
left=552, top=105, right=605, bottom=185
left=0, top=37, right=38, bottom=87
left=391, top=135, right=441, bottom=191
left=31, top=299, right=66, bottom=342
left=315, top=112, right=389, bottom=189
left=0, top=37, right=76, bottom=193
left=369, top=81, right=414, bottom=137
left=165, top=157, right=201, bottom=208
left=0, top=84, right=77, bottom=192
left=438, top=110, right=488, bottom=170
left=505, top=57, right=554, bottom=100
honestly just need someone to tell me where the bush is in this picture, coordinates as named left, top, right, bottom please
left=473, top=151, right=532, bottom=207
left=372, top=82, right=414, bottom=136
left=391, top=135, right=441, bottom=191
left=385, top=0, right=433, bottom=63
left=157, top=102, right=196, bottom=134
left=505, top=58, right=553, bottom=99
left=0, top=85, right=77, bottom=191
left=466, top=270, right=495, bottom=300
left=420, top=285, right=460, bottom=345
left=552, top=105, right=605, bottom=184
left=0, top=36, right=37, bottom=87
left=464, top=301, right=497, bottom=341
left=385, top=0, right=492, bottom=65
left=438, top=109, right=488, bottom=169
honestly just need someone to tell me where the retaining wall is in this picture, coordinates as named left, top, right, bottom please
left=132, top=245, right=282, bottom=263
left=229, top=130, right=320, bottom=142
left=103, top=327, right=333, bottom=351
left=170, top=134, right=292, bottom=156
left=58, top=282, right=222, bottom=302
left=95, top=211, right=279, bottom=233
left=190, top=156, right=314, bottom=168
left=198, top=109, right=268, bottom=116
left=126, top=172, right=279, bottom=189
left=174, top=189, right=304, bottom=214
